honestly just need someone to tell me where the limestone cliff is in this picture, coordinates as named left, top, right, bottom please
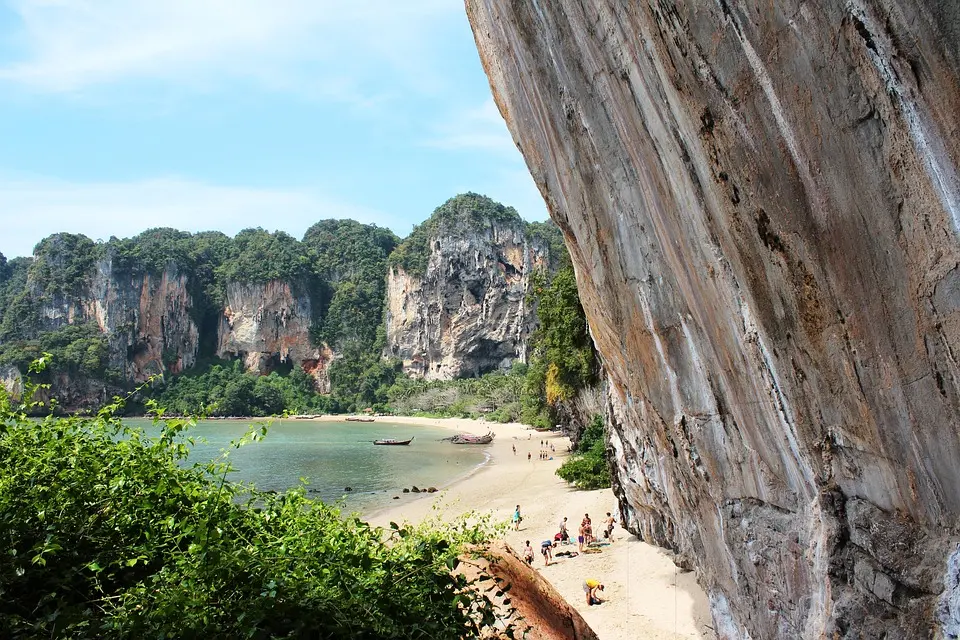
left=468, top=0, right=960, bottom=637
left=217, top=280, right=333, bottom=392
left=36, top=256, right=199, bottom=382
left=385, top=198, right=551, bottom=379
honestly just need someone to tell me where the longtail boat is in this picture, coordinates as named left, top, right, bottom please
left=373, top=437, right=414, bottom=446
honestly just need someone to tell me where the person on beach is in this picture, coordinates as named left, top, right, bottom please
left=559, top=516, right=569, bottom=540
left=582, top=514, right=594, bottom=544
left=527, top=451, right=532, bottom=461
left=523, top=540, right=535, bottom=565
left=512, top=444, right=516, bottom=455
left=578, top=524, right=586, bottom=552
left=513, top=505, right=522, bottom=530
left=604, top=512, right=616, bottom=541
left=541, top=540, right=554, bottom=566
left=583, top=579, right=604, bottom=605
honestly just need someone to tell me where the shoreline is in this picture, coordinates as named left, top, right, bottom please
left=126, top=412, right=713, bottom=638
left=356, top=415, right=713, bottom=640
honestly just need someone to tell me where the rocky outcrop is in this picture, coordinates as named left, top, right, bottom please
left=37, top=257, right=199, bottom=382
left=0, top=364, right=22, bottom=400
left=217, top=281, right=332, bottom=392
left=468, top=1, right=960, bottom=637
left=555, top=382, right=605, bottom=447
left=461, top=541, right=599, bottom=639
left=385, top=220, right=549, bottom=379
left=27, top=259, right=331, bottom=397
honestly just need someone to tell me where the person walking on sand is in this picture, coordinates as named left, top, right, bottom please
left=523, top=540, right=535, bottom=565
left=583, top=579, right=604, bottom=605
left=527, top=451, right=532, bottom=462
left=512, top=444, right=516, bottom=455
left=604, top=512, right=616, bottom=541
left=513, top=505, right=522, bottom=531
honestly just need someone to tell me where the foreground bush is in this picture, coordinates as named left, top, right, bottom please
left=556, top=414, right=611, bottom=490
left=0, top=366, right=506, bottom=639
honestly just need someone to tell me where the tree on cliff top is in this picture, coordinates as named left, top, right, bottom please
left=388, top=193, right=525, bottom=276
left=216, top=228, right=310, bottom=284
left=29, top=233, right=100, bottom=299
left=526, top=219, right=570, bottom=270
left=303, top=219, right=398, bottom=284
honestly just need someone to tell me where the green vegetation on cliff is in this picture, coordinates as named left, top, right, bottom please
left=305, top=220, right=398, bottom=353
left=0, top=193, right=586, bottom=423
left=388, top=192, right=525, bottom=276
left=0, top=324, right=116, bottom=382
left=0, top=369, right=506, bottom=638
left=556, top=414, right=611, bottom=489
left=303, top=220, right=400, bottom=412
left=29, top=233, right=100, bottom=299
left=522, top=265, right=598, bottom=428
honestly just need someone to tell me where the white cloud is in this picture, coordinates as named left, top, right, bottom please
left=0, top=174, right=401, bottom=258
left=426, top=99, right=519, bottom=155
left=0, top=0, right=458, bottom=99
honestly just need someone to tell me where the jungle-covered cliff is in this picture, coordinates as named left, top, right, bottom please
left=0, top=194, right=569, bottom=415
left=467, top=0, right=960, bottom=637
left=384, top=193, right=559, bottom=379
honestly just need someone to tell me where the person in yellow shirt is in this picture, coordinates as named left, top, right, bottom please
left=583, top=578, right=604, bottom=605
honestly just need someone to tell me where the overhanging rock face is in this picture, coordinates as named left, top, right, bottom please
left=466, top=1, right=960, bottom=637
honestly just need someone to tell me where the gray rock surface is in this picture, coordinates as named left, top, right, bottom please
left=467, top=0, right=960, bottom=636
left=385, top=219, right=549, bottom=379
left=217, top=280, right=332, bottom=392
left=30, top=259, right=330, bottom=406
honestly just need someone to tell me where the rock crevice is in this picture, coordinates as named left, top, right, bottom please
left=385, top=219, right=550, bottom=379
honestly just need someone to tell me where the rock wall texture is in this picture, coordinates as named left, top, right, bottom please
left=0, top=364, right=22, bottom=400
left=385, top=220, right=549, bottom=379
left=555, top=382, right=606, bottom=446
left=30, top=260, right=331, bottom=402
left=37, top=257, right=199, bottom=382
left=467, top=0, right=960, bottom=637
left=217, top=280, right=332, bottom=392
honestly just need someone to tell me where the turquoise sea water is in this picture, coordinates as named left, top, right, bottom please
left=123, top=419, right=488, bottom=516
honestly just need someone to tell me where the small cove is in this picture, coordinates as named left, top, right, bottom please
left=123, top=418, right=489, bottom=515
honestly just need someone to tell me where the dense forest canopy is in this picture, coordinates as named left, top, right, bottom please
left=0, top=193, right=589, bottom=423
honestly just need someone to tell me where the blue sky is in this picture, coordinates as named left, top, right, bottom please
left=0, top=0, right=547, bottom=258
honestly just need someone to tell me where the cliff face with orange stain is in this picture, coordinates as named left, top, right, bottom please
left=37, top=257, right=199, bottom=383
left=467, top=0, right=960, bottom=637
left=26, top=258, right=333, bottom=408
left=217, top=280, right=332, bottom=393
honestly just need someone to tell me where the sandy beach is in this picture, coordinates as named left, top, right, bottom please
left=350, top=415, right=714, bottom=640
